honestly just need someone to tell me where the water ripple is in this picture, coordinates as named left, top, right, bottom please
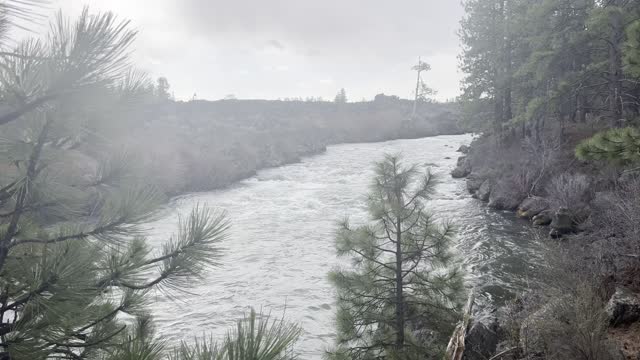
left=143, top=135, right=540, bottom=358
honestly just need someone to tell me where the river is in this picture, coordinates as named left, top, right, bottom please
left=144, top=134, right=542, bottom=358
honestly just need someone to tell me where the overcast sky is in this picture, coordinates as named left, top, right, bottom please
left=46, top=1, right=464, bottom=102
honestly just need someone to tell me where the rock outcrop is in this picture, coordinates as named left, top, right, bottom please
left=477, top=179, right=493, bottom=202
left=549, top=207, right=573, bottom=238
left=463, top=319, right=500, bottom=360
left=517, top=197, right=549, bottom=219
left=532, top=210, right=553, bottom=226
left=452, top=156, right=472, bottom=178
left=466, top=172, right=486, bottom=194
left=488, top=180, right=525, bottom=211
left=607, top=287, right=640, bottom=326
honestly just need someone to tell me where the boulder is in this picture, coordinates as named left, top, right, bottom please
left=517, top=197, right=549, bottom=219
left=463, top=319, right=500, bottom=360
left=606, top=286, right=640, bottom=326
left=549, top=207, right=573, bottom=238
left=477, top=179, right=493, bottom=202
left=457, top=144, right=470, bottom=154
left=452, top=156, right=472, bottom=178
left=466, top=173, right=486, bottom=194
left=488, top=180, right=525, bottom=211
left=532, top=210, right=553, bottom=226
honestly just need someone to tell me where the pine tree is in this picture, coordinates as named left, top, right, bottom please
left=0, top=8, right=233, bottom=359
left=575, top=127, right=640, bottom=164
left=329, top=155, right=464, bottom=360
left=458, top=0, right=640, bottom=139
left=169, top=309, right=301, bottom=360
left=411, top=58, right=434, bottom=118
left=0, top=6, right=302, bottom=360
left=334, top=88, right=347, bottom=103
left=624, top=20, right=640, bottom=78
left=156, top=76, right=171, bottom=101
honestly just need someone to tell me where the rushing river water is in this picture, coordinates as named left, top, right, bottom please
left=145, top=134, right=542, bottom=358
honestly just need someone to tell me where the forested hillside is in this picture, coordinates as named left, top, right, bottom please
left=453, top=0, right=640, bottom=359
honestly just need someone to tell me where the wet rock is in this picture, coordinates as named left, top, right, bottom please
left=457, top=144, right=470, bottom=154
left=607, top=287, right=640, bottom=326
left=445, top=156, right=451, bottom=159
left=466, top=173, right=486, bottom=194
left=477, top=179, right=493, bottom=202
left=549, top=207, right=573, bottom=238
left=532, top=210, right=553, bottom=226
left=488, top=180, right=525, bottom=211
left=452, top=156, right=472, bottom=178
left=517, top=197, right=549, bottom=219
left=463, top=320, right=500, bottom=360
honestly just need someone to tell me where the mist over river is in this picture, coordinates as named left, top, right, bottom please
left=145, top=134, right=542, bottom=358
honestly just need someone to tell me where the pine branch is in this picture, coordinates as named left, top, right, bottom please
left=0, top=116, right=51, bottom=272
left=0, top=94, right=57, bottom=126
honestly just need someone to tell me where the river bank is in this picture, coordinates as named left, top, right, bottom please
left=79, top=98, right=462, bottom=198
left=451, top=126, right=640, bottom=359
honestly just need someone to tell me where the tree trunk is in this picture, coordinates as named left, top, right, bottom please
left=503, top=2, right=513, bottom=123
left=412, top=57, right=422, bottom=118
left=493, top=0, right=506, bottom=138
left=395, top=217, right=404, bottom=351
left=577, top=94, right=587, bottom=123
left=608, top=6, right=623, bottom=125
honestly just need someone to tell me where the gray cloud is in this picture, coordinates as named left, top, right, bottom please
left=179, top=1, right=462, bottom=58
left=51, top=0, right=464, bottom=101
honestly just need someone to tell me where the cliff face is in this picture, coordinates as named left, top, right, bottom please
left=82, top=98, right=461, bottom=196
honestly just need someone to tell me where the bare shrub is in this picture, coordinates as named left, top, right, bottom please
left=521, top=135, right=561, bottom=195
left=518, top=242, right=619, bottom=360
left=590, top=175, right=640, bottom=290
left=545, top=173, right=592, bottom=211
left=541, top=284, right=619, bottom=360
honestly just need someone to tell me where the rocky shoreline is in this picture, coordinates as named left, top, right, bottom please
left=449, top=133, right=640, bottom=360
left=452, top=146, right=573, bottom=240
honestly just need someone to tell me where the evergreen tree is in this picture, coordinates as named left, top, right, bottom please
left=459, top=0, right=512, bottom=133
left=169, top=309, right=301, bottom=360
left=0, top=8, right=230, bottom=359
left=329, top=155, right=464, bottom=360
left=334, top=88, right=347, bottom=103
left=411, top=58, right=435, bottom=117
left=576, top=127, right=640, bottom=164
left=458, top=0, right=640, bottom=139
left=0, top=6, right=300, bottom=360
left=156, top=76, right=171, bottom=101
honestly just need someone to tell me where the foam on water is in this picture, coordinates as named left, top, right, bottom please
left=144, top=134, right=540, bottom=358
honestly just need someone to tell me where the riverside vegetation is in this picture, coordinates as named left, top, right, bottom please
left=449, top=0, right=640, bottom=359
